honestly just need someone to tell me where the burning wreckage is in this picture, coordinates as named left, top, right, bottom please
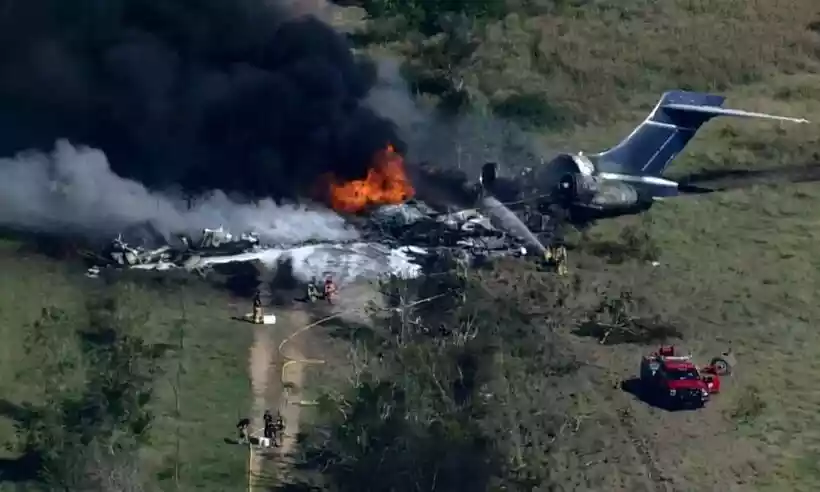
left=86, top=143, right=558, bottom=283
left=85, top=202, right=541, bottom=283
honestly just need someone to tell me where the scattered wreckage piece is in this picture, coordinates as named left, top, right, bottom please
left=178, top=226, right=261, bottom=254
left=85, top=234, right=179, bottom=277
left=106, top=234, right=174, bottom=266
left=364, top=200, right=534, bottom=266
left=87, top=227, right=263, bottom=278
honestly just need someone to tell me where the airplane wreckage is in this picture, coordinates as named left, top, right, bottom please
left=85, top=204, right=534, bottom=283
left=85, top=90, right=808, bottom=283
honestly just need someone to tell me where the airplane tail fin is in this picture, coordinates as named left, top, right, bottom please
left=594, top=91, right=808, bottom=177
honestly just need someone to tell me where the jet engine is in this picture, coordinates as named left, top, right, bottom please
left=556, top=173, right=640, bottom=209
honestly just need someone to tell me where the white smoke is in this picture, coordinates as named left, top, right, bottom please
left=0, top=139, right=359, bottom=244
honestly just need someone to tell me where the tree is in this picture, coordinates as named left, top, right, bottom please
left=13, top=290, right=168, bottom=489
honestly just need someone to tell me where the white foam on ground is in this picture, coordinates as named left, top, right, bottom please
left=194, top=242, right=424, bottom=285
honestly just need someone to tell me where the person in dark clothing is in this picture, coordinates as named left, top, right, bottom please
left=274, top=412, right=285, bottom=444
left=237, top=418, right=251, bottom=443
left=252, top=291, right=263, bottom=323
left=263, top=410, right=274, bottom=440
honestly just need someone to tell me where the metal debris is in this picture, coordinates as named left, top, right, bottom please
left=86, top=200, right=543, bottom=279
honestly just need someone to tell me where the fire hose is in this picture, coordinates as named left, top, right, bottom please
left=247, top=311, right=352, bottom=491
left=247, top=290, right=449, bottom=490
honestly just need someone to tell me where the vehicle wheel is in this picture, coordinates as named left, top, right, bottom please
left=710, top=355, right=734, bottom=376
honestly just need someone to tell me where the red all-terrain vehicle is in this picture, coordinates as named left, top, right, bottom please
left=638, top=345, right=735, bottom=410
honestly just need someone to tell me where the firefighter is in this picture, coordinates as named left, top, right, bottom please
left=553, top=242, right=568, bottom=276
left=252, top=291, right=263, bottom=324
left=306, top=277, right=320, bottom=303
left=323, top=276, right=337, bottom=304
left=236, top=417, right=251, bottom=443
left=273, top=412, right=285, bottom=446
left=263, top=410, right=274, bottom=441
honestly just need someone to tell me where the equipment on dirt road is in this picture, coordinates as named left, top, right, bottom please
left=637, top=345, right=734, bottom=410
left=242, top=292, right=277, bottom=325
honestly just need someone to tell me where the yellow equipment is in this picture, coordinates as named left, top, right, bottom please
left=544, top=244, right=568, bottom=276
left=554, top=245, right=568, bottom=276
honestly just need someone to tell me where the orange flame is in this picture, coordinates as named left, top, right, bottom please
left=325, top=144, right=414, bottom=213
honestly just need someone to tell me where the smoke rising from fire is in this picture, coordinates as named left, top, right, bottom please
left=0, top=140, right=358, bottom=244
left=0, top=0, right=550, bottom=247
left=0, top=0, right=402, bottom=201
left=366, top=58, right=547, bottom=177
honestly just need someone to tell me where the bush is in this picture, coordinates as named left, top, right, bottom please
left=297, top=257, right=603, bottom=490
left=12, top=292, right=168, bottom=488
left=303, top=264, right=498, bottom=491
left=730, top=385, right=767, bottom=425
left=618, top=223, right=661, bottom=262
left=491, top=92, right=568, bottom=129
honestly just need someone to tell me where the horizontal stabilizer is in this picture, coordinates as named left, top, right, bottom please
left=663, top=103, right=809, bottom=124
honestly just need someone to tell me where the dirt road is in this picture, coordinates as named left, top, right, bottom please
left=247, top=307, right=316, bottom=489
left=246, top=281, right=380, bottom=489
left=248, top=321, right=274, bottom=487
left=276, top=309, right=316, bottom=458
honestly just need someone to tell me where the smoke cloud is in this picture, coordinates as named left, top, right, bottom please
left=366, top=58, right=547, bottom=178
left=0, top=140, right=358, bottom=244
left=0, top=0, right=401, bottom=201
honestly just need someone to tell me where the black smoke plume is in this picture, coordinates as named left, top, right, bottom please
left=0, top=0, right=402, bottom=201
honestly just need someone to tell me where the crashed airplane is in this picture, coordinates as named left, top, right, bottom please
left=475, top=90, right=808, bottom=227
left=86, top=90, right=808, bottom=283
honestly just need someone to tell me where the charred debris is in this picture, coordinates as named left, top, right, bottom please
left=85, top=196, right=556, bottom=279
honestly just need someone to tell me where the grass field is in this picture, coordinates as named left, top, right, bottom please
left=582, top=182, right=820, bottom=490
left=0, top=0, right=818, bottom=489
left=0, top=239, right=252, bottom=491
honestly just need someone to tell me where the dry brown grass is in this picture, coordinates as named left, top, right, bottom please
left=374, top=0, right=818, bottom=130
left=471, top=0, right=819, bottom=122
left=576, top=181, right=820, bottom=490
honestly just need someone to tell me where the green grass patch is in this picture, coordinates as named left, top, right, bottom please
left=0, top=244, right=252, bottom=491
